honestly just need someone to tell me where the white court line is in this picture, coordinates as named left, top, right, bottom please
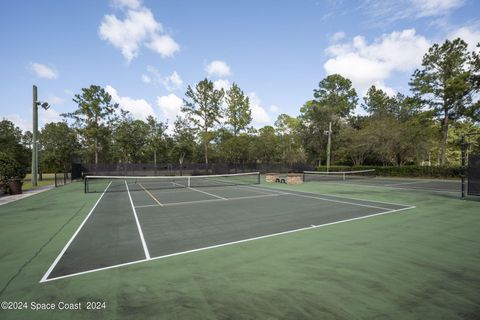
left=40, top=181, right=113, bottom=283
left=135, top=204, right=162, bottom=209
left=125, top=181, right=151, bottom=260
left=252, top=185, right=412, bottom=208
left=188, top=186, right=227, bottom=200
left=310, top=180, right=460, bottom=193
left=244, top=184, right=406, bottom=210
left=226, top=184, right=282, bottom=195
left=135, top=193, right=284, bottom=208
left=238, top=185, right=291, bottom=195
left=384, top=181, right=431, bottom=187
left=164, top=193, right=283, bottom=207
left=286, top=193, right=396, bottom=211
left=41, top=205, right=415, bottom=282
left=138, top=183, right=164, bottom=207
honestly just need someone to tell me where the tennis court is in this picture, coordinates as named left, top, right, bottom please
left=41, top=173, right=413, bottom=282
left=303, top=170, right=461, bottom=193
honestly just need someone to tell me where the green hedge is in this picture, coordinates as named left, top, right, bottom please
left=315, top=165, right=461, bottom=178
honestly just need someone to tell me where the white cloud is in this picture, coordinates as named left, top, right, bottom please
left=6, top=108, right=64, bottom=132
left=213, top=79, right=231, bottom=91
left=112, top=0, right=141, bottom=10
left=4, top=114, right=31, bottom=132
left=373, top=82, right=397, bottom=97
left=412, top=0, right=464, bottom=17
left=248, top=92, right=270, bottom=125
left=143, top=66, right=183, bottom=91
left=64, top=89, right=74, bottom=96
left=448, top=25, right=480, bottom=52
left=162, top=71, right=183, bottom=91
left=324, top=29, right=430, bottom=96
left=39, top=108, right=62, bottom=127
left=141, top=74, right=151, bottom=84
left=205, top=60, right=231, bottom=77
left=156, top=93, right=183, bottom=122
left=48, top=95, right=65, bottom=105
left=269, top=105, right=279, bottom=113
left=106, top=85, right=155, bottom=120
left=146, top=34, right=180, bottom=58
left=29, top=63, right=58, bottom=79
left=360, top=0, right=465, bottom=24
left=331, top=31, right=346, bottom=42
left=98, top=2, right=179, bottom=62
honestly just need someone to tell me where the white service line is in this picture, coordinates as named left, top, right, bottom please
left=42, top=205, right=416, bottom=282
left=125, top=181, right=151, bottom=260
left=238, top=185, right=291, bottom=195
left=135, top=193, right=285, bottom=209
left=259, top=187, right=412, bottom=208
left=384, top=181, right=427, bottom=187
left=226, top=184, right=282, bottom=196
left=138, top=183, right=164, bottom=207
left=163, top=193, right=283, bottom=207
left=40, top=181, right=113, bottom=283
left=188, top=187, right=227, bottom=200
left=287, top=193, right=396, bottom=211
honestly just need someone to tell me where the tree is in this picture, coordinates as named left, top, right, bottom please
left=113, top=117, right=150, bottom=164
left=0, top=120, right=29, bottom=173
left=314, top=74, right=358, bottom=117
left=299, top=75, right=358, bottom=165
left=255, top=126, right=280, bottom=165
left=410, top=38, right=475, bottom=165
left=469, top=43, right=480, bottom=121
left=40, top=122, right=79, bottom=176
left=182, top=78, right=224, bottom=169
left=222, top=83, right=252, bottom=171
left=225, top=83, right=252, bottom=136
left=362, top=86, right=396, bottom=117
left=172, top=116, right=197, bottom=174
left=62, top=85, right=119, bottom=164
left=146, top=115, right=168, bottom=166
left=274, top=114, right=305, bottom=164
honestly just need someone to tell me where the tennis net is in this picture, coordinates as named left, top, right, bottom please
left=303, top=169, right=376, bottom=182
left=84, top=172, right=261, bottom=193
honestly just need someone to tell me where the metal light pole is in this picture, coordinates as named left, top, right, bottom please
left=31, top=85, right=50, bottom=187
left=32, top=86, right=38, bottom=187
left=326, top=122, right=332, bottom=173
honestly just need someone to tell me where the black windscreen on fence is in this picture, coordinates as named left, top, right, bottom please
left=78, top=162, right=316, bottom=177
left=468, top=154, right=480, bottom=196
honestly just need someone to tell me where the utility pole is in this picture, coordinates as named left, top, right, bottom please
left=326, top=121, right=332, bottom=173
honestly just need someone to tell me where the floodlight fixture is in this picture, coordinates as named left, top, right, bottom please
left=36, top=101, right=50, bottom=110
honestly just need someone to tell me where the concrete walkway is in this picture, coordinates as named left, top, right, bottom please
left=0, top=185, right=55, bottom=206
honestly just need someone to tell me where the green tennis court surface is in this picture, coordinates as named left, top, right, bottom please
left=1, top=177, right=479, bottom=319
left=42, top=182, right=412, bottom=281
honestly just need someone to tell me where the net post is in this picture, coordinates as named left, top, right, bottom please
left=84, top=176, right=87, bottom=193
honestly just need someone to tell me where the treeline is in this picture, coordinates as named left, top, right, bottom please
left=1, top=38, right=480, bottom=178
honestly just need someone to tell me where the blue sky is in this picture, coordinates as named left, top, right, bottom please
left=1, top=0, right=479, bottom=132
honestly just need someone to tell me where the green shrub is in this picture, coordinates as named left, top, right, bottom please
left=0, top=152, right=27, bottom=183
